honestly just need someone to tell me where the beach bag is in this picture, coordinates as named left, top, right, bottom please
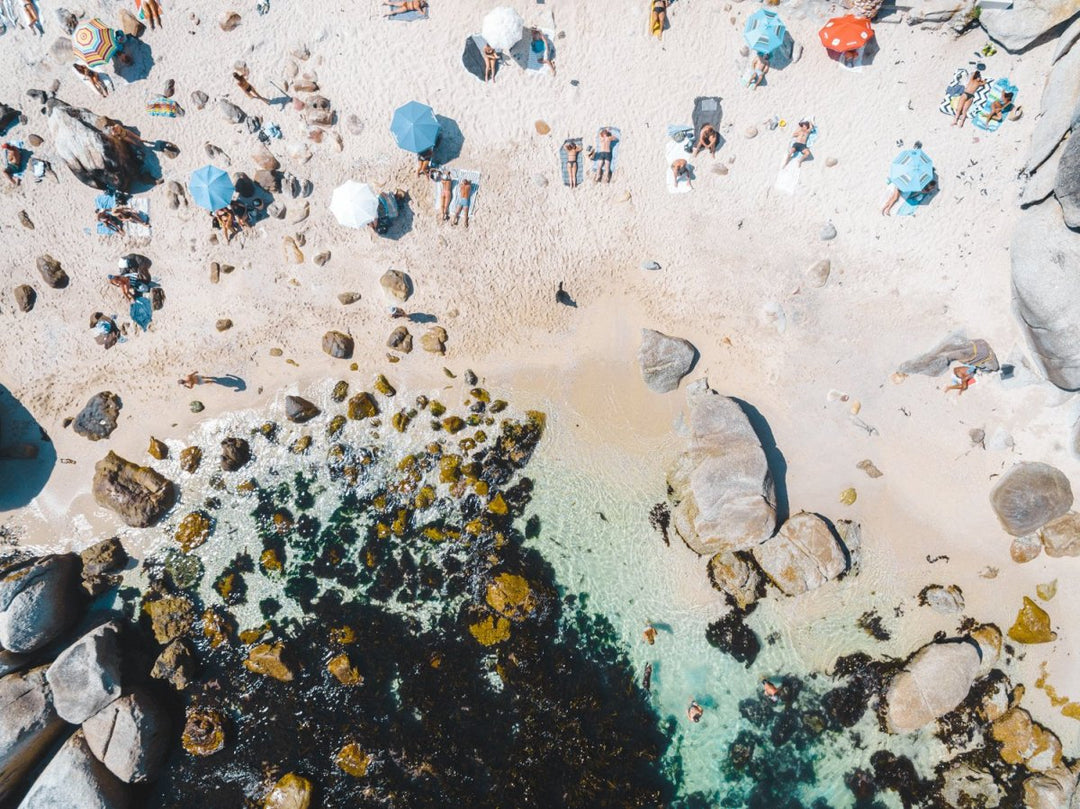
left=151, top=287, right=165, bottom=311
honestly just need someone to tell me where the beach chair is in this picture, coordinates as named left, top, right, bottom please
left=971, top=79, right=1018, bottom=132
left=590, top=127, right=621, bottom=180
left=559, top=138, right=583, bottom=187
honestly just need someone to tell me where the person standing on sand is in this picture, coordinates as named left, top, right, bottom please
left=233, top=72, right=268, bottom=103
left=451, top=178, right=473, bottom=228
left=178, top=373, right=207, bottom=389
left=140, top=0, right=163, bottom=29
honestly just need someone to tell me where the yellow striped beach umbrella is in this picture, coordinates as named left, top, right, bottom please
left=73, top=19, right=120, bottom=68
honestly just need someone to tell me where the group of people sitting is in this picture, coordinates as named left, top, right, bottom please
left=211, top=201, right=253, bottom=243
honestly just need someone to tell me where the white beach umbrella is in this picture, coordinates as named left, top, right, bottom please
left=330, top=181, right=380, bottom=229
left=482, top=6, right=524, bottom=51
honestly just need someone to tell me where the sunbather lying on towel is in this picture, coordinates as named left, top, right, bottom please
left=384, top=0, right=428, bottom=18
left=73, top=64, right=110, bottom=98
left=694, top=125, right=719, bottom=157
left=564, top=140, right=582, bottom=187
left=97, top=209, right=124, bottom=234
left=952, top=71, right=985, bottom=127
left=783, top=121, right=813, bottom=167
left=748, top=52, right=770, bottom=90
left=651, top=0, right=669, bottom=39
left=434, top=170, right=453, bottom=221
left=451, top=178, right=474, bottom=229
left=882, top=178, right=937, bottom=216
left=595, top=128, right=617, bottom=183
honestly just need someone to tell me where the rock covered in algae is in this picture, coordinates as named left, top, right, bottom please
left=92, top=451, right=177, bottom=528
left=335, top=742, right=370, bottom=777
left=144, top=595, right=195, bottom=644
left=991, top=707, right=1063, bottom=771
left=374, top=374, right=396, bottom=397
left=263, top=772, right=313, bottom=808
left=469, top=615, right=511, bottom=646
left=328, top=653, right=363, bottom=686
left=148, top=437, right=169, bottom=460
left=182, top=707, right=226, bottom=757
left=347, top=392, right=379, bottom=420
left=331, top=380, right=349, bottom=402
left=175, top=511, right=212, bottom=552
left=179, top=446, right=202, bottom=473
left=1008, top=596, right=1057, bottom=644
left=244, top=641, right=295, bottom=682
left=485, top=573, right=538, bottom=621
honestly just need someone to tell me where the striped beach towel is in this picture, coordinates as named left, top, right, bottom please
left=147, top=97, right=184, bottom=117
left=971, top=79, right=1017, bottom=132
left=938, top=68, right=993, bottom=120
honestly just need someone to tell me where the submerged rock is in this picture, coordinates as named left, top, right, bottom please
left=668, top=380, right=776, bottom=555
left=220, top=437, right=251, bottom=472
left=705, top=611, right=760, bottom=666
left=181, top=708, right=226, bottom=758
left=0, top=666, right=67, bottom=804
left=244, top=642, right=295, bottom=682
left=175, top=512, right=213, bottom=553
left=150, top=639, right=194, bottom=690
left=707, top=551, right=761, bottom=609
left=45, top=622, right=123, bottom=724
left=263, top=772, right=312, bottom=809
left=883, top=639, right=982, bottom=733
left=638, top=329, right=696, bottom=393
left=751, top=512, right=847, bottom=596
left=990, top=462, right=1073, bottom=536
left=92, top=452, right=177, bottom=528
left=143, top=596, right=195, bottom=644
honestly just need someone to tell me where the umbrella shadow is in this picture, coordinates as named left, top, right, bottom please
left=731, top=398, right=789, bottom=529
left=382, top=197, right=414, bottom=241
left=0, top=385, right=57, bottom=512
left=433, top=115, right=464, bottom=165
left=461, top=36, right=492, bottom=83
left=769, top=32, right=796, bottom=70
left=508, top=28, right=554, bottom=71
left=114, top=37, right=155, bottom=83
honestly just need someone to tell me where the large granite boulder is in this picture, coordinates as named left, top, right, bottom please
left=83, top=691, right=170, bottom=783
left=73, top=392, right=121, bottom=442
left=898, top=334, right=998, bottom=377
left=16, top=731, right=130, bottom=809
left=92, top=452, right=176, bottom=528
left=668, top=381, right=776, bottom=555
left=1023, top=767, right=1078, bottom=809
left=751, top=512, right=847, bottom=596
left=0, top=667, right=67, bottom=804
left=46, top=100, right=142, bottom=192
left=884, top=638, right=982, bottom=733
left=1023, top=34, right=1080, bottom=176
left=45, top=622, right=122, bottom=724
left=638, top=329, right=697, bottom=393
left=990, top=462, right=1073, bottom=536
left=980, top=0, right=1080, bottom=52
left=1055, top=128, right=1080, bottom=228
left=906, top=0, right=975, bottom=28
left=707, top=551, right=762, bottom=609
left=0, top=555, right=80, bottom=653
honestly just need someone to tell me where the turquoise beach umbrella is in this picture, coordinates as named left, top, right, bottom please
left=390, top=101, right=440, bottom=154
left=889, top=149, right=934, bottom=194
left=743, top=9, right=786, bottom=56
left=189, top=165, right=235, bottom=211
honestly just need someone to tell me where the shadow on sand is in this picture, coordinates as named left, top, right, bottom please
left=0, top=386, right=56, bottom=511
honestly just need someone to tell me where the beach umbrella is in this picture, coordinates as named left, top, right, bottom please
left=482, top=6, right=524, bottom=51
left=189, top=165, right=235, bottom=211
left=390, top=101, right=440, bottom=154
left=72, top=19, right=120, bottom=68
left=889, top=149, right=934, bottom=194
left=330, top=181, right=380, bottom=229
left=743, top=9, right=786, bottom=56
left=818, top=15, right=874, bottom=52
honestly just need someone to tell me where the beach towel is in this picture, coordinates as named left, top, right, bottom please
left=590, top=127, right=621, bottom=177
left=450, top=169, right=481, bottom=215
left=773, top=123, right=818, bottom=194
left=147, top=97, right=184, bottom=118
left=692, top=97, right=722, bottom=145
left=664, top=141, right=693, bottom=194
left=462, top=35, right=490, bottom=82
left=971, top=78, right=1018, bottom=132
left=95, top=194, right=151, bottom=238
left=938, top=68, right=993, bottom=120
left=130, top=297, right=152, bottom=331
left=386, top=4, right=429, bottom=21
left=559, top=138, right=583, bottom=187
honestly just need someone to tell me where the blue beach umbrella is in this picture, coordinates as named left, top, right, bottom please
left=189, top=165, right=235, bottom=211
left=889, top=149, right=934, bottom=194
left=390, top=101, right=440, bottom=154
left=743, top=8, right=786, bottom=56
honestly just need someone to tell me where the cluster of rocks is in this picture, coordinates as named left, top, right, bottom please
left=989, top=461, right=1078, bottom=562
left=905, top=0, right=1078, bottom=52
left=0, top=545, right=172, bottom=807
left=667, top=380, right=856, bottom=610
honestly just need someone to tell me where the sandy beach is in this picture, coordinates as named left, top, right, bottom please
left=2, top=0, right=1080, bottom=804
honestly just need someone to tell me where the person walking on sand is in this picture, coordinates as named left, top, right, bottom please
left=952, top=70, right=985, bottom=127
left=483, top=44, right=499, bottom=82
left=140, top=0, right=163, bottom=29
left=451, top=178, right=473, bottom=228
left=563, top=139, right=582, bottom=188
left=783, top=121, right=813, bottom=167
left=672, top=158, right=692, bottom=189
left=233, top=72, right=268, bottom=103
left=178, top=372, right=207, bottom=389
left=384, top=0, right=428, bottom=18
left=694, top=124, right=719, bottom=157
left=595, top=129, right=617, bottom=183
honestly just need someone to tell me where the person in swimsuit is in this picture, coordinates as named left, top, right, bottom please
left=595, top=128, right=617, bottom=183
left=451, top=178, right=473, bottom=228
left=671, top=158, right=692, bottom=188
left=483, top=44, right=499, bottom=82
left=532, top=29, right=556, bottom=75
left=694, top=124, right=719, bottom=157
left=783, top=121, right=813, bottom=167
left=141, top=0, right=163, bottom=29
left=986, top=91, right=1014, bottom=124
left=2, top=142, right=20, bottom=186
left=96, top=209, right=124, bottom=233
left=952, top=71, right=985, bottom=127
left=651, top=0, right=669, bottom=39
left=233, top=72, right=268, bottom=103
left=73, top=64, right=110, bottom=98
left=748, top=51, right=770, bottom=90
left=178, top=372, right=207, bottom=388
left=417, top=149, right=433, bottom=178
left=563, top=140, right=582, bottom=188
left=882, top=177, right=937, bottom=216
left=687, top=701, right=703, bottom=722
left=434, top=170, right=453, bottom=221
left=384, top=0, right=428, bottom=18
left=108, top=274, right=136, bottom=302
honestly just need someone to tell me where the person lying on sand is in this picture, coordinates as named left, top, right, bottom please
left=783, top=121, right=813, bottom=167
left=113, top=206, right=146, bottom=227
left=563, top=140, right=581, bottom=188
left=694, top=124, right=719, bottom=157
left=73, top=64, right=110, bottom=98
left=384, top=0, right=428, bottom=18
left=748, top=51, right=770, bottom=90
left=434, top=170, right=453, bottom=221
left=882, top=177, right=937, bottom=216
left=952, top=70, right=985, bottom=127
left=233, top=72, right=268, bottom=103
left=483, top=44, right=499, bottom=82
left=671, top=158, right=692, bottom=188
left=651, top=0, right=669, bottom=39
left=140, top=0, right=163, bottom=29
left=986, top=92, right=1014, bottom=124
left=96, top=209, right=124, bottom=233
left=2, top=142, right=20, bottom=186
left=451, top=178, right=473, bottom=229
left=213, top=207, right=241, bottom=242
left=532, top=29, right=556, bottom=75
left=595, top=129, right=617, bottom=183
left=944, top=364, right=976, bottom=394
left=23, top=1, right=42, bottom=35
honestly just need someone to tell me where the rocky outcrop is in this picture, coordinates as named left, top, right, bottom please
left=1011, top=204, right=1080, bottom=390
left=638, top=329, right=697, bottom=393
left=0, top=667, right=67, bottom=803
left=1022, top=766, right=1079, bottom=809
left=991, top=707, right=1063, bottom=772
left=83, top=691, right=170, bottom=783
left=979, top=0, right=1080, bottom=52
left=73, top=392, right=122, bottom=442
left=668, top=381, right=776, bottom=555
left=0, top=555, right=80, bottom=653
left=707, top=551, right=761, bottom=609
left=46, top=99, right=143, bottom=192
left=45, top=622, right=123, bottom=724
left=16, top=731, right=130, bottom=809
left=79, top=538, right=127, bottom=596
left=149, top=639, right=193, bottom=690
left=1055, top=130, right=1080, bottom=228
left=751, top=512, right=847, bottom=596
left=990, top=462, right=1073, bottom=536
left=884, top=638, right=982, bottom=732
left=92, top=453, right=176, bottom=528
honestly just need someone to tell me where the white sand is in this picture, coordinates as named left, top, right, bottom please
left=2, top=0, right=1079, bottom=747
